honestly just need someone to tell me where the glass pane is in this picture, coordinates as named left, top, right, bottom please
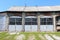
left=31, top=22, right=37, bottom=25
left=47, top=22, right=53, bottom=25
left=9, top=18, right=15, bottom=25
left=31, top=18, right=37, bottom=22
left=56, top=17, right=60, bottom=21
left=40, top=18, right=46, bottom=25
left=40, top=22, right=46, bottom=25
left=40, top=18, right=46, bottom=22
left=16, top=18, right=22, bottom=22
left=9, top=22, right=15, bottom=25
left=9, top=18, right=15, bottom=22
left=25, top=22, right=31, bottom=25
left=47, top=18, right=53, bottom=22
left=16, top=22, right=22, bottom=25
left=25, top=18, right=31, bottom=22
left=44, top=22, right=46, bottom=25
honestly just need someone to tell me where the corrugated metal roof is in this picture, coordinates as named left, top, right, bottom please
left=8, top=6, right=60, bottom=11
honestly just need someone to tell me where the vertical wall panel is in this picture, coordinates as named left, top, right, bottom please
left=0, top=16, right=6, bottom=31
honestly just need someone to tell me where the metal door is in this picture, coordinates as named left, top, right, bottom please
left=40, top=16, right=54, bottom=32
left=9, top=16, right=22, bottom=32
left=25, top=16, right=37, bottom=32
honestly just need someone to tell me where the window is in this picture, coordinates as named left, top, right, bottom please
left=32, top=22, right=37, bottom=25
left=9, top=18, right=15, bottom=25
left=31, top=18, right=37, bottom=22
left=47, top=18, right=53, bottom=22
left=40, top=18, right=53, bottom=25
left=16, top=18, right=22, bottom=25
left=25, top=18, right=37, bottom=25
left=25, top=18, right=31, bottom=22
left=9, top=18, right=22, bottom=25
left=16, top=18, right=22, bottom=22
left=25, top=22, right=31, bottom=25
left=56, top=17, right=60, bottom=21
left=40, top=18, right=46, bottom=22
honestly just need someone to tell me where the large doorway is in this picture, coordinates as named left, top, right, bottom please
left=40, top=16, right=54, bottom=32
left=25, top=16, right=37, bottom=32
left=9, top=16, right=22, bottom=32
left=56, top=16, right=60, bottom=32
left=25, top=13, right=37, bottom=32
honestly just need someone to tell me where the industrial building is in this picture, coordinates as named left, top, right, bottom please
left=0, top=6, right=60, bottom=32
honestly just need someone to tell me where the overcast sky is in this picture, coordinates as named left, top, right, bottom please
left=0, top=0, right=60, bottom=11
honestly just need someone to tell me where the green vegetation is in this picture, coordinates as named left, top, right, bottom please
left=53, top=32, right=60, bottom=36
left=0, top=32, right=60, bottom=40
left=0, top=32, right=17, bottom=40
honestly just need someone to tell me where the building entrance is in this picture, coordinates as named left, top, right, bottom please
left=40, top=16, right=54, bottom=32
left=25, top=16, right=37, bottom=32
left=9, top=16, right=22, bottom=32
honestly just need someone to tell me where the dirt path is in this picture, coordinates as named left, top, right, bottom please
left=50, top=34, right=60, bottom=40
left=44, top=34, right=54, bottom=40
left=39, top=34, right=46, bottom=40
left=28, top=35, right=35, bottom=40
left=16, top=34, right=25, bottom=40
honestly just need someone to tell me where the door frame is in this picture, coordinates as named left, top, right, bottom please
left=40, top=16, right=54, bottom=32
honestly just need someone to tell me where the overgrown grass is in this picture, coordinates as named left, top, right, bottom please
left=0, top=32, right=9, bottom=40
left=5, top=34, right=17, bottom=40
left=19, top=32, right=60, bottom=40
left=20, top=32, right=45, bottom=40
left=0, top=32, right=60, bottom=40
left=49, top=32, right=60, bottom=37
left=0, top=32, right=17, bottom=40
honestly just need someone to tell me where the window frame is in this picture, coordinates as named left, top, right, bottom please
left=25, top=17, right=37, bottom=25
left=9, top=16, right=22, bottom=25
left=40, top=18, right=53, bottom=25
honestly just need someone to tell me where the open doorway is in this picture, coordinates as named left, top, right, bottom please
left=56, top=16, right=60, bottom=32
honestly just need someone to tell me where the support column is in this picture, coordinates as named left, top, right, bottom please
left=37, top=13, right=40, bottom=32
left=22, top=13, right=25, bottom=32
left=5, top=13, right=9, bottom=32
left=53, top=15, right=57, bottom=32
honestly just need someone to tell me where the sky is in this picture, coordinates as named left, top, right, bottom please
left=0, top=0, right=60, bottom=11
